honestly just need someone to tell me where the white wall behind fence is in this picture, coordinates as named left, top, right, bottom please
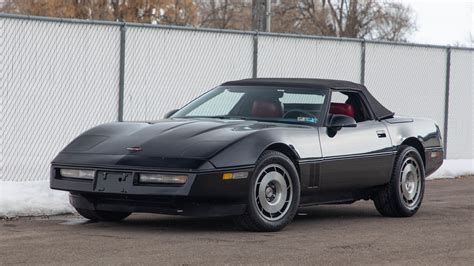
left=124, top=28, right=254, bottom=121
left=257, top=36, right=361, bottom=82
left=0, top=18, right=120, bottom=181
left=447, top=49, right=473, bottom=159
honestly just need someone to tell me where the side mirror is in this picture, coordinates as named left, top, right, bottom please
left=329, top=114, right=357, bottom=129
left=163, top=109, right=179, bottom=119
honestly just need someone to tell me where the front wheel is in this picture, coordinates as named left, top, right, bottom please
left=234, top=150, right=300, bottom=231
left=373, top=145, right=425, bottom=217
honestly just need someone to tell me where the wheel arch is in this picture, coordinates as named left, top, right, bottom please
left=263, top=143, right=301, bottom=177
left=400, top=137, right=425, bottom=167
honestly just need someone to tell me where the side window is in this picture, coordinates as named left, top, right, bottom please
left=330, top=92, right=348, bottom=104
left=280, top=92, right=326, bottom=121
left=330, top=91, right=372, bottom=123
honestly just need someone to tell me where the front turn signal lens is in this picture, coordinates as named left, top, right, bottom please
left=139, top=173, right=188, bottom=184
left=60, top=169, right=95, bottom=180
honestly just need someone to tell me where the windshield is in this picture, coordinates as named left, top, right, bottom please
left=172, top=86, right=328, bottom=125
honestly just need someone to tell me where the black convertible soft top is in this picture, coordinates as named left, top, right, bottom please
left=222, top=78, right=394, bottom=120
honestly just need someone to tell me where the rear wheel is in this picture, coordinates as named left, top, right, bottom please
left=75, top=208, right=131, bottom=222
left=235, top=150, right=300, bottom=231
left=373, top=145, right=425, bottom=217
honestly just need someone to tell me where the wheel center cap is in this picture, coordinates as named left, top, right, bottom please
left=265, top=186, right=274, bottom=198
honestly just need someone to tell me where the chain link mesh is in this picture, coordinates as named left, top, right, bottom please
left=0, top=15, right=473, bottom=181
left=257, top=35, right=362, bottom=82
left=124, top=27, right=254, bottom=121
left=447, top=49, right=473, bottom=159
left=0, top=18, right=120, bottom=181
left=365, top=43, right=447, bottom=135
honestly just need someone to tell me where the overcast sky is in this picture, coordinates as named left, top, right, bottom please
left=398, top=0, right=473, bottom=47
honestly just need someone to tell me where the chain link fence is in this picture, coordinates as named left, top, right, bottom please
left=0, top=14, right=472, bottom=181
left=448, top=49, right=473, bottom=159
left=124, top=26, right=254, bottom=121
left=364, top=43, right=448, bottom=135
left=257, top=34, right=362, bottom=82
left=0, top=16, right=120, bottom=181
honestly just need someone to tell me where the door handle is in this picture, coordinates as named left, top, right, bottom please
left=377, top=130, right=387, bottom=138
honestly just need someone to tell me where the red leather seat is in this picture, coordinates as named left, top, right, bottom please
left=251, top=100, right=283, bottom=118
left=330, top=103, right=355, bottom=118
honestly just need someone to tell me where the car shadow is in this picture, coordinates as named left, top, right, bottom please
left=292, top=205, right=381, bottom=225
left=117, top=215, right=240, bottom=232
left=63, top=204, right=381, bottom=232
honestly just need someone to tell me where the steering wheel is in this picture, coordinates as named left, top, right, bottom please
left=283, top=109, right=317, bottom=120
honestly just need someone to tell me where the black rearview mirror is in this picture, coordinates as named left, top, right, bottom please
left=329, top=114, right=357, bottom=129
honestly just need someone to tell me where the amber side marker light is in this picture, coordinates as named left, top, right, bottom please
left=431, top=150, right=442, bottom=158
left=222, top=172, right=248, bottom=180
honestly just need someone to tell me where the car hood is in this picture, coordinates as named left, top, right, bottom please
left=60, top=118, right=298, bottom=160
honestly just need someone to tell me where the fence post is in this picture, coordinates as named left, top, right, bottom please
left=443, top=47, right=451, bottom=159
left=360, top=40, right=366, bottom=85
left=252, top=32, right=258, bottom=78
left=0, top=17, right=4, bottom=181
left=118, top=23, right=126, bottom=122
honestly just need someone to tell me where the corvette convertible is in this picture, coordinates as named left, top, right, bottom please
left=51, top=78, right=443, bottom=231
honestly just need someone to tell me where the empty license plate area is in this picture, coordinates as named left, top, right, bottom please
left=95, top=171, right=133, bottom=194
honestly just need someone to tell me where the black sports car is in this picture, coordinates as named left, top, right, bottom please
left=51, top=79, right=443, bottom=231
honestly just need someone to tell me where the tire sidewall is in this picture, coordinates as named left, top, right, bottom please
left=246, top=151, right=301, bottom=231
left=393, top=146, right=425, bottom=216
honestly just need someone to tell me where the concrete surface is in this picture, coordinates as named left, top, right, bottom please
left=1, top=177, right=473, bottom=265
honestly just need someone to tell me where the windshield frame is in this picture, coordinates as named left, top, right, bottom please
left=171, top=85, right=330, bottom=127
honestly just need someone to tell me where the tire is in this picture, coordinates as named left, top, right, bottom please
left=234, top=150, right=300, bottom=232
left=75, top=208, right=131, bottom=222
left=373, top=145, right=425, bottom=217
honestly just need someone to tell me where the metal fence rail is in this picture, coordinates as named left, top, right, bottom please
left=0, top=13, right=472, bottom=181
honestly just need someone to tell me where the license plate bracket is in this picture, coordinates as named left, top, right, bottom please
left=95, top=172, right=132, bottom=194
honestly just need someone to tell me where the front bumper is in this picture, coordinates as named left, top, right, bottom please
left=69, top=193, right=247, bottom=217
left=51, top=164, right=253, bottom=216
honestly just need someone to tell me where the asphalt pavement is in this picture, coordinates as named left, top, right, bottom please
left=1, top=177, right=473, bottom=265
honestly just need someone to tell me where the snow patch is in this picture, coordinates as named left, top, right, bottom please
left=0, top=159, right=473, bottom=218
left=427, top=159, right=474, bottom=180
left=0, top=181, right=74, bottom=218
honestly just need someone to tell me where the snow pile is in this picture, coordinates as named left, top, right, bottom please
left=0, top=159, right=473, bottom=218
left=427, top=159, right=474, bottom=180
left=0, top=181, right=74, bottom=218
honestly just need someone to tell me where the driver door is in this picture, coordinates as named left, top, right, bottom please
left=318, top=91, right=394, bottom=190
